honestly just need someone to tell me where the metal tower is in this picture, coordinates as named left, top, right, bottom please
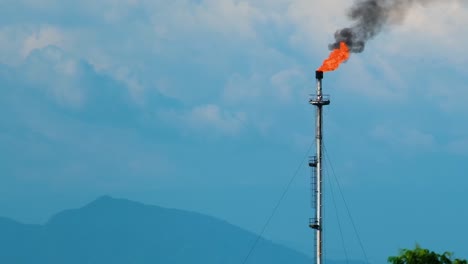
left=308, top=71, right=329, bottom=264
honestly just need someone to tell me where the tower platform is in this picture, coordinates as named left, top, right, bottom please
left=309, top=94, right=330, bottom=106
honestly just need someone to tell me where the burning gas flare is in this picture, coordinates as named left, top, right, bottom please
left=317, top=42, right=350, bottom=72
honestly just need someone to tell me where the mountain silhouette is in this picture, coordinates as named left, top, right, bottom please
left=0, top=196, right=366, bottom=264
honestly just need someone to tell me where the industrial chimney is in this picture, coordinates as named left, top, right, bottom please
left=309, top=70, right=329, bottom=264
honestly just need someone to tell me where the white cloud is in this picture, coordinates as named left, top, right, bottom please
left=113, top=66, right=145, bottom=105
left=136, top=0, right=267, bottom=46
left=21, top=46, right=87, bottom=108
left=185, top=104, right=247, bottom=135
left=380, top=1, right=468, bottom=65
left=0, top=26, right=30, bottom=65
left=2, top=0, right=468, bottom=135
left=222, top=66, right=308, bottom=107
left=223, top=73, right=264, bottom=104
left=371, top=123, right=436, bottom=150
left=193, top=0, right=264, bottom=39
left=334, top=56, right=408, bottom=102
left=285, top=0, right=351, bottom=55
left=22, top=26, right=63, bottom=58
left=270, top=68, right=307, bottom=102
left=5, top=0, right=468, bottom=65
left=188, top=104, right=247, bottom=134
left=446, top=138, right=468, bottom=156
left=160, top=104, right=247, bottom=137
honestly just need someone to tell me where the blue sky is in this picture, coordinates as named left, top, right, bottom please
left=1, top=0, right=468, bottom=262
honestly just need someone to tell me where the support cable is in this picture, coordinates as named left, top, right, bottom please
left=324, top=161, right=350, bottom=264
left=241, top=142, right=314, bottom=264
left=323, top=144, right=370, bottom=264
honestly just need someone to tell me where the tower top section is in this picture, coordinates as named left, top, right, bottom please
left=316, top=71, right=323, bottom=80
left=310, top=71, right=329, bottom=106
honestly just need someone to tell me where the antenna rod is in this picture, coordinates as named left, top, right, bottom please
left=309, top=70, right=329, bottom=264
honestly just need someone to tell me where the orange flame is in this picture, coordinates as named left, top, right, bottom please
left=317, top=42, right=350, bottom=72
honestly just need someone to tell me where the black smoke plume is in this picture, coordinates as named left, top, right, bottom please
left=330, top=0, right=437, bottom=53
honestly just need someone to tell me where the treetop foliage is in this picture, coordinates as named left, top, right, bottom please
left=388, top=245, right=467, bottom=264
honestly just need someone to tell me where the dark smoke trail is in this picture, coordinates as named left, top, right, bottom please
left=330, top=0, right=438, bottom=53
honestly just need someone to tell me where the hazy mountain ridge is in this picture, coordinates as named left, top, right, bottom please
left=0, top=196, right=366, bottom=264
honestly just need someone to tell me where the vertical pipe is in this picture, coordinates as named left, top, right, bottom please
left=315, top=71, right=324, bottom=264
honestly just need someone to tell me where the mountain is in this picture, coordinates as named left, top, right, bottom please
left=0, top=196, right=366, bottom=264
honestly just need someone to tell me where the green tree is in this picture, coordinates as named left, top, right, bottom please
left=388, top=245, right=467, bottom=264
